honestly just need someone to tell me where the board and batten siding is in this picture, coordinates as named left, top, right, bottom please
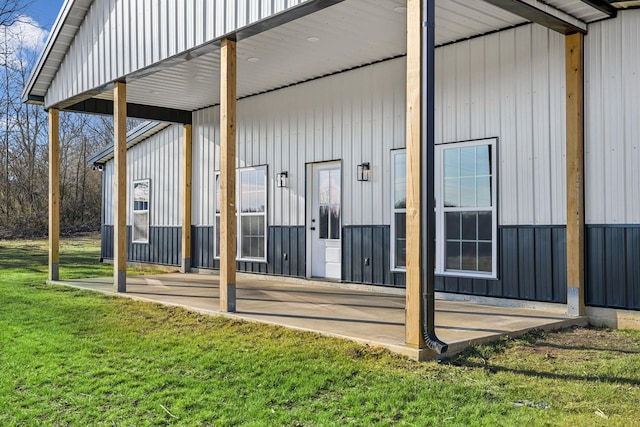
left=46, top=0, right=310, bottom=107
left=583, top=10, right=640, bottom=311
left=435, top=24, right=567, bottom=226
left=585, top=9, right=640, bottom=226
left=191, top=107, right=220, bottom=227
left=103, top=125, right=183, bottom=226
left=192, top=56, right=406, bottom=228
left=192, top=24, right=566, bottom=229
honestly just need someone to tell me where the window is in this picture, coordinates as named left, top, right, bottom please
left=438, top=139, right=497, bottom=277
left=390, top=139, right=497, bottom=277
left=132, top=179, right=150, bottom=243
left=391, top=150, right=406, bottom=270
left=215, top=166, right=267, bottom=261
left=318, top=168, right=341, bottom=240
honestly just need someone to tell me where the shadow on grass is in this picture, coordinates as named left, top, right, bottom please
left=448, top=328, right=640, bottom=386
left=538, top=342, right=640, bottom=355
left=0, top=241, right=108, bottom=279
left=454, top=360, right=640, bottom=386
left=0, top=247, right=48, bottom=271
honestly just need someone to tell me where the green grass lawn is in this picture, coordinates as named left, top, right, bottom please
left=1, top=235, right=639, bottom=426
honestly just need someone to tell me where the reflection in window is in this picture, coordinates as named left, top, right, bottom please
left=318, top=169, right=341, bottom=240
left=392, top=151, right=406, bottom=269
left=215, top=166, right=267, bottom=261
left=393, top=141, right=496, bottom=276
left=445, top=211, right=492, bottom=272
left=443, top=145, right=492, bottom=208
left=442, top=142, right=495, bottom=275
left=133, top=179, right=150, bottom=243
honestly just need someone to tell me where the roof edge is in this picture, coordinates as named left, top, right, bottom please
left=22, top=0, right=88, bottom=104
left=87, top=121, right=171, bottom=165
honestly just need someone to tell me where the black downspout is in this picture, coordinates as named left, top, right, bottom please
left=421, top=0, right=447, bottom=354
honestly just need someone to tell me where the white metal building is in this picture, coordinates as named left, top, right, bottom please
left=25, top=0, right=640, bottom=356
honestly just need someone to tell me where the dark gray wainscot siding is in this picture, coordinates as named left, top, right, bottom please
left=343, top=225, right=568, bottom=303
left=101, top=225, right=182, bottom=266
left=586, top=225, right=640, bottom=310
left=342, top=225, right=405, bottom=287
left=190, top=225, right=306, bottom=277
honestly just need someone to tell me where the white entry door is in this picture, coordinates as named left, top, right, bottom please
left=309, top=162, right=341, bottom=279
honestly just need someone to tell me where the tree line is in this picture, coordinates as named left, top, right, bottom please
left=0, top=1, right=112, bottom=238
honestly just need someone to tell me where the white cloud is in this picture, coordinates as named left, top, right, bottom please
left=0, top=15, right=48, bottom=67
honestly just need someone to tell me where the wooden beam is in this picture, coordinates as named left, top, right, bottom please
left=220, top=38, right=237, bottom=312
left=181, top=124, right=192, bottom=273
left=405, top=0, right=426, bottom=349
left=64, top=99, right=192, bottom=125
left=113, top=81, right=127, bottom=293
left=482, top=0, right=587, bottom=35
left=48, top=108, right=60, bottom=282
left=566, top=32, right=585, bottom=316
left=579, top=0, right=617, bottom=17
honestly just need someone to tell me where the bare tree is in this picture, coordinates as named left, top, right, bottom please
left=0, top=0, right=27, bottom=27
left=0, top=1, right=109, bottom=238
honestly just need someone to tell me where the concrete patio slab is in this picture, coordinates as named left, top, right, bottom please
left=52, top=272, right=587, bottom=360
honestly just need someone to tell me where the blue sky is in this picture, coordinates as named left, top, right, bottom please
left=28, top=0, right=65, bottom=30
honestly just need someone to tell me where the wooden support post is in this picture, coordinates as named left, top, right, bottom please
left=113, top=81, right=127, bottom=293
left=566, top=32, right=585, bottom=316
left=181, top=124, right=192, bottom=273
left=405, top=0, right=426, bottom=349
left=220, top=38, right=237, bottom=312
left=48, top=108, right=60, bottom=282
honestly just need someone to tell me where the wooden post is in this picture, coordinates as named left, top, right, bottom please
left=405, top=0, right=426, bottom=349
left=566, top=32, right=585, bottom=316
left=113, top=81, right=127, bottom=293
left=48, top=108, right=60, bottom=282
left=181, top=124, right=192, bottom=273
left=220, top=38, right=237, bottom=312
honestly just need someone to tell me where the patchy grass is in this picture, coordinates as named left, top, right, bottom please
left=0, top=236, right=639, bottom=425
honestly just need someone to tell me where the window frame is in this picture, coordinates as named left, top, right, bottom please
left=435, top=138, right=498, bottom=279
left=390, top=149, right=406, bottom=272
left=214, top=165, right=268, bottom=263
left=132, top=178, right=151, bottom=244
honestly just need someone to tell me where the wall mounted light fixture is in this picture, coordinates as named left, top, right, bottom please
left=276, top=171, right=288, bottom=188
left=357, top=163, right=370, bottom=182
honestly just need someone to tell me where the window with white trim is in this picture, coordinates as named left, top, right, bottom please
left=391, top=150, right=406, bottom=270
left=132, top=179, right=150, bottom=243
left=215, top=166, right=267, bottom=261
left=390, top=139, right=497, bottom=277
left=437, top=139, right=497, bottom=277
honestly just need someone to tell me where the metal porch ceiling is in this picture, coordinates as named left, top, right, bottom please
left=82, top=0, right=611, bottom=116
left=91, top=0, right=531, bottom=113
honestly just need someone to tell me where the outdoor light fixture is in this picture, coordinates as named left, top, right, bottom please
left=357, top=163, right=370, bottom=182
left=92, top=164, right=103, bottom=171
left=277, top=171, right=288, bottom=188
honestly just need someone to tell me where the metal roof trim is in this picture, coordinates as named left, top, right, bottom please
left=21, top=0, right=93, bottom=104
left=87, top=121, right=171, bottom=165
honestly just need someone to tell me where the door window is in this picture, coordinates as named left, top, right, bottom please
left=318, top=169, right=341, bottom=240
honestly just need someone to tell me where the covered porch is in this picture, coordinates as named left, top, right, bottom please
left=53, top=273, right=586, bottom=360
left=24, top=0, right=621, bottom=359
